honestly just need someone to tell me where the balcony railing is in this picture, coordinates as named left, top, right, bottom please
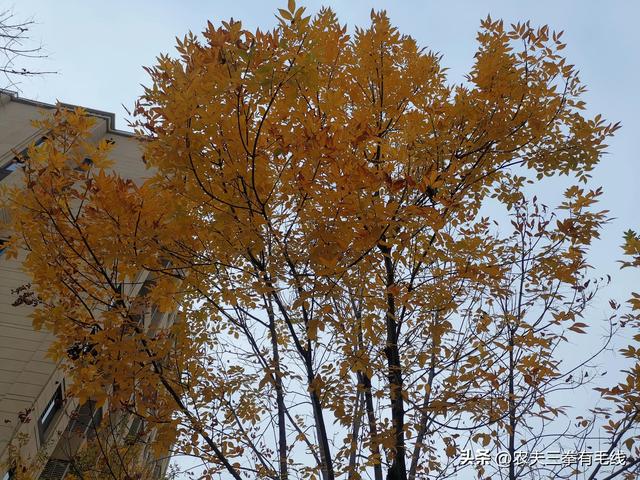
left=37, top=459, right=69, bottom=480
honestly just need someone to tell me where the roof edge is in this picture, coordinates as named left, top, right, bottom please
left=0, top=89, right=136, bottom=138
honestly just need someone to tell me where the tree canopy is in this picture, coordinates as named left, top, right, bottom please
left=4, top=3, right=637, bottom=480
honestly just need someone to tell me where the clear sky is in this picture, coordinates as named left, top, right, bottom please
left=5, top=0, right=640, bottom=476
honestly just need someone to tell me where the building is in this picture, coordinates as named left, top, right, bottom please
left=0, top=91, right=172, bottom=480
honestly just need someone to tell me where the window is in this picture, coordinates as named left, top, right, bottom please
left=0, top=136, right=48, bottom=182
left=136, top=275, right=157, bottom=330
left=38, top=385, right=64, bottom=441
left=89, top=405, right=103, bottom=439
left=125, top=416, right=144, bottom=445
left=74, top=157, right=94, bottom=171
left=138, top=274, right=156, bottom=298
left=0, top=160, right=19, bottom=181
left=149, top=306, right=164, bottom=334
left=66, top=400, right=102, bottom=439
left=108, top=283, right=124, bottom=310
left=2, top=468, right=15, bottom=480
left=38, top=459, right=69, bottom=480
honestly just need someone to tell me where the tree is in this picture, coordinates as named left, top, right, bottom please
left=0, top=8, right=53, bottom=89
left=588, top=231, right=640, bottom=480
left=2, top=3, right=632, bottom=479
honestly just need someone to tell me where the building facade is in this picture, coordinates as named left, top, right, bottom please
left=0, top=91, right=172, bottom=480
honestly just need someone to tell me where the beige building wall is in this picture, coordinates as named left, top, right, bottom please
left=0, top=91, right=170, bottom=480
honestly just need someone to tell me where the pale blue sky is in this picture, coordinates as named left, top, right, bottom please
left=4, top=1, right=640, bottom=476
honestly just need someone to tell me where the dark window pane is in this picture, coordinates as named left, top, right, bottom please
left=38, top=385, right=63, bottom=441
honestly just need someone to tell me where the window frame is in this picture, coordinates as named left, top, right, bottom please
left=0, top=135, right=48, bottom=182
left=2, top=468, right=15, bottom=480
left=38, top=384, right=64, bottom=442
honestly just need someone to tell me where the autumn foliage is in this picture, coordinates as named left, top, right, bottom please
left=3, top=2, right=637, bottom=479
